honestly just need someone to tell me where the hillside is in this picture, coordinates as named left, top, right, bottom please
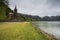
left=0, top=4, right=7, bottom=20
left=18, top=13, right=41, bottom=21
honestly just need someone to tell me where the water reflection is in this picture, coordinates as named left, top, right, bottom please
left=33, top=21, right=60, bottom=40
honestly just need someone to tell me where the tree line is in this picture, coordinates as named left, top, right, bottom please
left=41, top=16, right=60, bottom=21
left=18, top=13, right=60, bottom=21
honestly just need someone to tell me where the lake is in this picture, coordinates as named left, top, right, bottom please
left=32, top=21, right=60, bottom=40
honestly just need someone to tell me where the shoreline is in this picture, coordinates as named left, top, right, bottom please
left=31, top=22, right=57, bottom=40
left=0, top=22, right=53, bottom=40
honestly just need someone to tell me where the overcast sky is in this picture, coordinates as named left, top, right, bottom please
left=9, top=0, right=60, bottom=17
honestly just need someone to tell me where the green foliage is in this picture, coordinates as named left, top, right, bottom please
left=18, top=14, right=26, bottom=21
left=0, top=0, right=9, bottom=5
left=18, top=13, right=41, bottom=21
left=0, top=5, right=7, bottom=20
left=0, top=0, right=9, bottom=20
left=25, top=18, right=32, bottom=21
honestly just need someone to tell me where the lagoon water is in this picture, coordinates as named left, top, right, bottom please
left=33, top=21, right=60, bottom=40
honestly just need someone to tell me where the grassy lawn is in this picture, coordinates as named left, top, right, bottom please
left=0, top=22, right=49, bottom=40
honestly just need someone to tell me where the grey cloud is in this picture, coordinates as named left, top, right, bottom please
left=9, top=0, right=60, bottom=17
left=46, top=0, right=60, bottom=8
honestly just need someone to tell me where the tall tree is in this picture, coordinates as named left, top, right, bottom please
left=0, top=0, right=9, bottom=6
left=0, top=0, right=9, bottom=20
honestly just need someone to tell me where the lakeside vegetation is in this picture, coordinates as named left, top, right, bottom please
left=0, top=22, right=55, bottom=40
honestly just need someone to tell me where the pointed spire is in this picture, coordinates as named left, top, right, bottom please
left=14, top=5, right=17, bottom=12
left=14, top=5, right=17, bottom=19
left=15, top=5, right=17, bottom=10
left=15, top=5, right=16, bottom=9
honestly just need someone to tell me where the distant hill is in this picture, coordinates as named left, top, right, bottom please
left=18, top=13, right=41, bottom=21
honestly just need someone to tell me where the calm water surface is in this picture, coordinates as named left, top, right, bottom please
left=33, top=21, right=60, bottom=40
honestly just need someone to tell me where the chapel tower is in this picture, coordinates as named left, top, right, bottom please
left=14, top=5, right=17, bottom=19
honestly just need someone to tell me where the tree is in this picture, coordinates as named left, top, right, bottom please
left=0, top=0, right=9, bottom=20
left=0, top=0, right=9, bottom=6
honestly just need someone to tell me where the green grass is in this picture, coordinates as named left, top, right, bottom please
left=0, top=22, right=49, bottom=40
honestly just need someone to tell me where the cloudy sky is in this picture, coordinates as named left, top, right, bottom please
left=9, top=0, right=60, bottom=17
